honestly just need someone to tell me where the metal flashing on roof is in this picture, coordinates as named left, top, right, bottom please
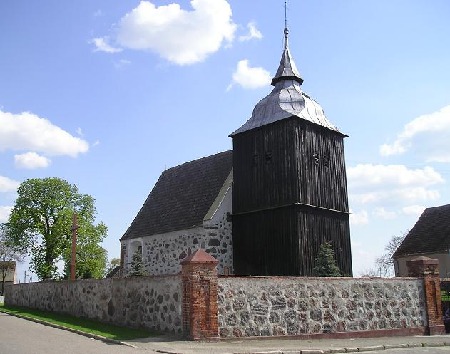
left=231, top=79, right=342, bottom=136
left=271, top=28, right=303, bottom=86
left=231, top=26, right=344, bottom=137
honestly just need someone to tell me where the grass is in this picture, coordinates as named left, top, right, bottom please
left=0, top=303, right=155, bottom=341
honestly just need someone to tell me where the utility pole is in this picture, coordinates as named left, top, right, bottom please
left=70, top=213, right=78, bottom=281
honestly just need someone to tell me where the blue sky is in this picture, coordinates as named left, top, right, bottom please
left=1, top=0, right=450, bottom=279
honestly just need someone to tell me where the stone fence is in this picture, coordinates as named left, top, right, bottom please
left=5, top=274, right=183, bottom=335
left=4, top=251, right=445, bottom=340
left=219, top=277, right=426, bottom=338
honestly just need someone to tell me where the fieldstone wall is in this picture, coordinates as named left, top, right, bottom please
left=122, top=187, right=233, bottom=276
left=140, top=225, right=232, bottom=276
left=5, top=275, right=182, bottom=334
left=5, top=262, right=433, bottom=340
left=218, top=277, right=427, bottom=338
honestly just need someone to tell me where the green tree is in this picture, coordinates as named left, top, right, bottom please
left=6, top=177, right=107, bottom=280
left=129, top=248, right=145, bottom=276
left=63, top=239, right=108, bottom=279
left=312, top=241, right=342, bottom=277
left=0, top=224, right=24, bottom=295
left=105, top=257, right=121, bottom=276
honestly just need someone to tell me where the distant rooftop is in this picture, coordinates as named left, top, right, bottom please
left=394, top=204, right=450, bottom=258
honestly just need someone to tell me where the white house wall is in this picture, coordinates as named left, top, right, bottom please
left=395, top=253, right=450, bottom=278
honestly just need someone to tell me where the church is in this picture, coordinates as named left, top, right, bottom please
left=120, top=26, right=352, bottom=277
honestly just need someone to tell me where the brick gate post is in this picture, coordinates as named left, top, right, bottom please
left=181, top=249, right=219, bottom=340
left=407, top=256, right=445, bottom=335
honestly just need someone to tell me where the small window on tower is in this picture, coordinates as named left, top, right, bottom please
left=323, top=153, right=330, bottom=168
left=313, top=153, right=320, bottom=166
left=253, top=154, right=259, bottom=166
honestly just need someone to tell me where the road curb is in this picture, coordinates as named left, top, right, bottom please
left=234, top=340, right=450, bottom=354
left=0, top=310, right=137, bottom=348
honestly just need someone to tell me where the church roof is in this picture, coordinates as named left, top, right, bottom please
left=393, top=204, right=450, bottom=258
left=121, top=150, right=232, bottom=241
left=231, top=28, right=344, bottom=137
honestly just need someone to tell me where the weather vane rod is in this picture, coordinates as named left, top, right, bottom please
left=285, top=0, right=288, bottom=29
left=284, top=0, right=289, bottom=49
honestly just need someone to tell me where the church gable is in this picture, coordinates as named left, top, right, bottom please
left=121, top=150, right=233, bottom=241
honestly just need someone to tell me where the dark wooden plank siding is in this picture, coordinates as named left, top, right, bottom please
left=232, top=206, right=352, bottom=276
left=232, top=118, right=349, bottom=214
left=296, top=208, right=352, bottom=276
left=232, top=207, right=300, bottom=276
left=232, top=117, right=352, bottom=276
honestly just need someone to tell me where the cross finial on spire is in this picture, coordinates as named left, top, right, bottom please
left=284, top=0, right=289, bottom=49
left=271, top=0, right=303, bottom=86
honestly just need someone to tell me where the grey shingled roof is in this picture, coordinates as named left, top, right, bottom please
left=393, top=204, right=450, bottom=258
left=121, top=150, right=232, bottom=241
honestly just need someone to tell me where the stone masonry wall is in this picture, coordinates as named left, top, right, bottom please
left=123, top=190, right=233, bottom=276
left=218, top=277, right=427, bottom=338
left=122, top=183, right=233, bottom=277
left=5, top=275, right=182, bottom=334
left=140, top=225, right=232, bottom=276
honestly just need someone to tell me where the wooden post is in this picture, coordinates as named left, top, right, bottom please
left=70, top=213, right=78, bottom=281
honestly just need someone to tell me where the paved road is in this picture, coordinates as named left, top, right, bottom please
left=3, top=312, right=450, bottom=354
left=0, top=313, right=146, bottom=354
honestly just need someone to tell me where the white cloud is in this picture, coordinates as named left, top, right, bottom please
left=115, top=0, right=237, bottom=65
left=0, top=206, right=12, bottom=223
left=380, top=105, right=450, bottom=161
left=373, top=207, right=397, bottom=220
left=348, top=164, right=443, bottom=189
left=114, top=59, right=131, bottom=69
left=227, top=59, right=271, bottom=90
left=0, top=110, right=89, bottom=157
left=402, top=205, right=425, bottom=217
left=90, top=37, right=123, bottom=53
left=14, top=152, right=51, bottom=169
left=348, top=164, right=443, bottom=208
left=239, top=22, right=262, bottom=41
left=351, top=187, right=440, bottom=205
left=0, top=176, right=20, bottom=193
left=350, top=210, right=369, bottom=225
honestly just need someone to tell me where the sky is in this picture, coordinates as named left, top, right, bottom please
left=1, top=0, right=450, bottom=280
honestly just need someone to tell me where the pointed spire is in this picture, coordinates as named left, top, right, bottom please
left=230, top=1, right=343, bottom=137
left=271, top=1, right=303, bottom=86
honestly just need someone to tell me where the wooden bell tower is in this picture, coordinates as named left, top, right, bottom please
left=230, top=24, right=352, bottom=276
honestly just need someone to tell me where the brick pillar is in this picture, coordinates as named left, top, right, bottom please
left=181, top=249, right=219, bottom=340
left=407, top=256, right=444, bottom=335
